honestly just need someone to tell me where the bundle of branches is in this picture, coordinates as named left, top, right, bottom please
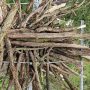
left=0, top=0, right=90, bottom=90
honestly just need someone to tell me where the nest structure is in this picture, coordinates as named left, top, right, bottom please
left=0, top=0, right=90, bottom=90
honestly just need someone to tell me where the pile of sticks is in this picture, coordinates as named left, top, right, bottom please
left=0, top=0, right=90, bottom=90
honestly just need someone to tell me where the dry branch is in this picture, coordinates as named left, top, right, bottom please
left=11, top=41, right=89, bottom=49
left=0, top=4, right=18, bottom=44
left=8, top=33, right=90, bottom=39
left=63, top=75, right=77, bottom=90
left=5, top=38, right=22, bottom=90
left=30, top=51, right=42, bottom=90
left=0, top=41, right=4, bottom=68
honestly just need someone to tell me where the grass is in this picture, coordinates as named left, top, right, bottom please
left=69, top=61, right=90, bottom=90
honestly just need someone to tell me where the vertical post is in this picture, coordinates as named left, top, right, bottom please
left=80, top=20, right=84, bottom=90
left=33, top=0, right=42, bottom=10
left=27, top=83, right=32, bottom=90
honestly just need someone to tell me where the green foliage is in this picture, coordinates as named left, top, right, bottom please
left=6, top=0, right=30, bottom=3
left=66, top=0, right=90, bottom=33
left=84, top=62, right=90, bottom=90
left=20, top=0, right=29, bottom=3
left=0, top=77, right=9, bottom=89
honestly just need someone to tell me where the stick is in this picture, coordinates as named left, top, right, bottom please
left=63, top=75, right=77, bottom=90
left=46, top=56, right=50, bottom=90
left=30, top=51, right=42, bottom=90
left=5, top=38, right=22, bottom=90
left=0, top=4, right=18, bottom=44
left=0, top=40, right=4, bottom=68
left=8, top=33, right=90, bottom=39
left=11, top=41, right=89, bottom=49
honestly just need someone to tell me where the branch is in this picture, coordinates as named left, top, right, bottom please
left=5, top=38, right=22, bottom=90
